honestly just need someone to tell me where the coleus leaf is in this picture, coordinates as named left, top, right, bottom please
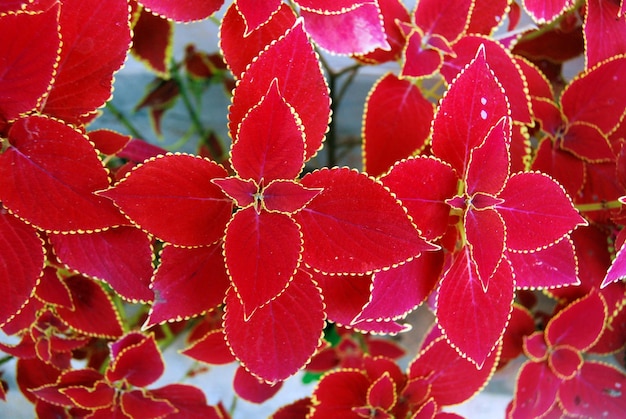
left=224, top=207, right=302, bottom=319
left=100, top=154, right=233, bottom=247
left=432, top=44, right=510, bottom=177
left=231, top=80, right=305, bottom=183
left=467, top=0, right=510, bottom=35
left=509, top=361, right=561, bottom=418
left=0, top=211, right=45, bottom=327
left=224, top=269, right=325, bottom=383
left=147, top=384, right=225, bottom=419
left=0, top=4, right=60, bottom=122
left=61, top=380, right=115, bottom=410
left=233, top=365, right=282, bottom=403
left=413, top=0, right=472, bottom=43
left=228, top=19, right=330, bottom=161
left=146, top=243, right=229, bottom=327
left=522, top=0, right=573, bottom=24
left=56, top=275, right=123, bottom=338
left=298, top=1, right=389, bottom=55
left=182, top=328, right=235, bottom=365
left=309, top=370, right=371, bottom=418
left=435, top=249, right=514, bottom=368
left=602, top=239, right=626, bottom=288
left=88, top=129, right=132, bottom=156
left=400, top=27, right=447, bottom=79
left=120, top=390, right=176, bottom=419
left=41, top=0, right=131, bottom=124
left=220, top=2, right=297, bottom=79
left=262, top=180, right=321, bottom=213
left=49, top=227, right=154, bottom=303
left=234, top=0, right=282, bottom=35
left=107, top=332, right=164, bottom=387
left=363, top=73, right=435, bottom=177
left=0, top=115, right=127, bottom=232
left=295, top=167, right=438, bottom=275
left=137, top=0, right=223, bottom=22
left=532, top=138, right=586, bottom=197
left=131, top=5, right=173, bottom=77
left=584, top=0, right=626, bottom=68
left=313, top=271, right=373, bottom=327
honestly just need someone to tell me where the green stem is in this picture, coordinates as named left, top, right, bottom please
left=105, top=102, right=145, bottom=140
left=0, top=355, right=13, bottom=366
left=171, top=67, right=210, bottom=146
left=575, top=199, right=623, bottom=213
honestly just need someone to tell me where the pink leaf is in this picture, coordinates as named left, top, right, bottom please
left=414, top=0, right=472, bottom=42
left=234, top=0, right=282, bottom=34
left=436, top=249, right=514, bottom=367
left=224, top=270, right=325, bottom=383
left=300, top=3, right=389, bottom=55
left=495, top=172, right=586, bottom=252
left=0, top=116, right=127, bottom=232
left=225, top=207, right=302, bottom=319
left=295, top=167, right=438, bottom=275
left=138, top=0, right=223, bottom=22
left=50, top=227, right=153, bottom=303
left=522, top=0, right=573, bottom=24
left=602, top=240, right=626, bottom=288
left=363, top=73, right=435, bottom=177
left=100, top=154, right=232, bottom=247
left=146, top=243, right=229, bottom=327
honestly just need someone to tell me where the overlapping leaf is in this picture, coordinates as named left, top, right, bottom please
left=131, top=4, right=173, bottom=77
left=522, top=0, right=573, bottom=24
left=584, top=0, right=626, bottom=68
left=137, top=0, right=223, bottom=22
left=234, top=0, right=282, bottom=35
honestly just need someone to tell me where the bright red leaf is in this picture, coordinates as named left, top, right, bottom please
left=138, top=0, right=223, bottom=22
left=106, top=332, right=164, bottom=388
left=234, top=0, right=282, bottom=35
left=522, top=0, right=573, bottom=24
left=233, top=366, right=282, bottom=403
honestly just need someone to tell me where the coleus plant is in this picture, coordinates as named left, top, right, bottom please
left=1, top=0, right=626, bottom=418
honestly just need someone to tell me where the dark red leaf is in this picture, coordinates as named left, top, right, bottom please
left=88, top=130, right=132, bottom=156
left=35, top=267, right=73, bottom=309
left=548, top=345, right=582, bottom=379
left=0, top=211, right=44, bottom=327
left=467, top=0, right=510, bottom=35
left=224, top=270, right=325, bottom=383
left=42, top=0, right=131, bottom=124
left=465, top=117, right=511, bottom=195
left=296, top=168, right=437, bottom=275
left=50, top=227, right=153, bottom=303
left=61, top=381, right=115, bottom=410
left=131, top=7, right=173, bottom=77
left=228, top=20, right=330, bottom=161
left=120, top=390, right=176, bottom=419
left=532, top=138, right=586, bottom=197
left=465, top=207, right=506, bottom=290
left=100, top=154, right=232, bottom=247
left=0, top=4, right=60, bottom=122
left=0, top=116, right=127, bottom=232
left=146, top=243, right=228, bottom=327
left=500, top=304, right=535, bottom=364
left=29, top=367, right=102, bottom=406
left=309, top=370, right=370, bottom=418
left=367, top=372, right=396, bottom=411
left=17, top=358, right=64, bottom=404
left=233, top=365, right=282, bottom=403
left=107, top=332, right=164, bottom=387
left=56, top=275, right=123, bottom=338
left=225, top=207, right=302, bottom=319
left=138, top=0, right=223, bottom=22
left=363, top=73, right=435, bottom=177
left=231, top=80, right=305, bottom=183
left=584, top=0, right=626, bottom=67
left=148, top=384, right=224, bottom=419
left=314, top=271, right=371, bottom=327
left=560, top=121, right=615, bottom=163
left=182, top=328, right=235, bottom=365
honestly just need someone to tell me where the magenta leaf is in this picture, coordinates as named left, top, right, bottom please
left=146, top=243, right=229, bottom=327
left=509, top=361, right=561, bottom=418
left=522, top=0, right=572, bottom=24
left=224, top=207, right=302, bottom=319
left=49, top=227, right=154, bottom=303
left=231, top=80, right=306, bottom=183
left=0, top=116, right=127, bottom=232
left=549, top=346, right=583, bottom=379
left=295, top=167, right=438, bottom=275
left=413, top=0, right=472, bottom=43
left=100, top=154, right=232, bottom=247
left=138, top=0, right=223, bottom=22
left=436, top=249, right=514, bottom=367
left=224, top=270, right=325, bottom=383
left=602, top=240, right=626, bottom=288
left=495, top=172, right=586, bottom=251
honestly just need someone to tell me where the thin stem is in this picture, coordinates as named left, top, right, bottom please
left=575, top=199, right=623, bottom=213
left=0, top=355, right=13, bottom=366
left=171, top=67, right=208, bottom=141
left=105, top=102, right=145, bottom=140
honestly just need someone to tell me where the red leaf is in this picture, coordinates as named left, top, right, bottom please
left=50, top=227, right=154, bottom=303
left=467, top=0, right=510, bottom=35
left=495, top=172, right=586, bottom=251
left=262, top=180, right=321, bottom=213
left=509, top=235, right=580, bottom=289
left=602, top=240, right=626, bottom=288
left=299, top=3, right=389, bottom=55
left=231, top=80, right=305, bottom=183
left=381, top=156, right=458, bottom=241
left=355, top=251, right=443, bottom=323
left=147, top=243, right=228, bottom=327
left=435, top=249, right=514, bottom=367
left=182, top=328, right=235, bottom=365
left=56, top=275, right=123, bottom=338
left=314, top=271, right=371, bottom=327
left=509, top=361, right=561, bottom=418
left=465, top=208, right=506, bottom=290
left=446, top=37, right=532, bottom=125
left=465, top=117, right=511, bottom=195
left=584, top=0, right=626, bottom=67
left=148, top=384, right=224, bottom=419
left=0, top=4, right=60, bottom=122
left=560, top=121, right=615, bottom=163
left=409, top=336, right=499, bottom=406
left=100, top=154, right=232, bottom=247
left=414, top=0, right=472, bottom=42
left=558, top=362, right=626, bottom=418
left=367, top=372, right=396, bottom=411
left=225, top=207, right=302, bottom=319
left=0, top=211, right=44, bottom=327
left=42, top=0, right=131, bottom=124
left=212, top=177, right=257, bottom=209
left=532, top=138, right=586, bottom=197
left=131, top=7, right=173, bottom=77
left=0, top=116, right=127, bottom=232
left=549, top=346, right=582, bottom=379
left=233, top=365, right=282, bottom=403
left=138, top=0, right=223, bottom=22
left=500, top=304, right=536, bottom=364
left=310, top=370, right=370, bottom=418
left=61, top=380, right=115, bottom=410
left=234, top=0, right=282, bottom=34
left=107, top=333, right=164, bottom=387
left=224, top=270, right=325, bottom=383
left=522, top=0, right=573, bottom=24
left=220, top=3, right=297, bottom=79
left=400, top=29, right=446, bottom=79
left=560, top=55, right=626, bottom=134
left=545, top=291, right=607, bottom=351
left=296, top=168, right=438, bottom=275
left=363, top=73, right=435, bottom=177
left=228, top=20, right=330, bottom=161
left=35, top=267, right=73, bottom=309
left=120, top=390, right=176, bottom=419
left=432, top=45, right=510, bottom=176
left=88, top=130, right=132, bottom=156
